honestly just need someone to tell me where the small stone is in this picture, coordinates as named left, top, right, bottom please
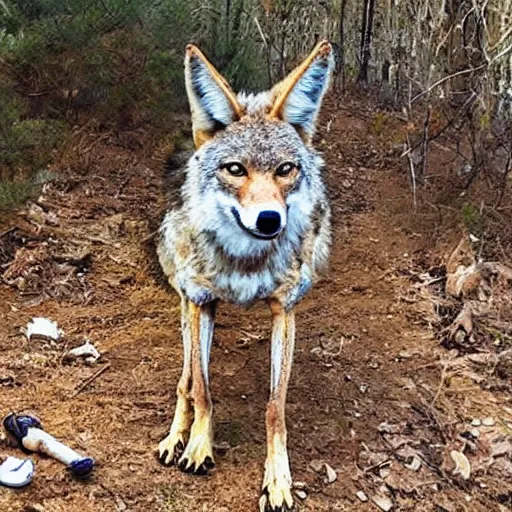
left=359, top=384, right=368, bottom=393
left=470, top=428, right=480, bottom=438
left=404, top=455, right=421, bottom=471
left=241, top=395, right=247, bottom=400
left=379, top=464, right=391, bottom=478
left=325, top=463, right=337, bottom=483
left=0, top=372, right=15, bottom=386
left=293, top=481, right=307, bottom=490
left=213, top=441, right=231, bottom=454
left=482, top=417, right=495, bottom=427
left=471, top=419, right=481, bottom=427
left=115, top=497, right=127, bottom=511
left=23, top=506, right=45, bottom=512
left=372, top=493, right=394, bottom=511
left=356, top=490, right=368, bottom=502
left=309, top=459, right=324, bottom=473
left=295, top=490, right=307, bottom=500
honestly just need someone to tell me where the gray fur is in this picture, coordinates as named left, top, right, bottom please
left=158, top=114, right=331, bottom=308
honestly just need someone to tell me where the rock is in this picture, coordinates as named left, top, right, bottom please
left=482, top=417, right=495, bottom=427
left=372, top=491, right=394, bottom=511
left=325, top=463, right=337, bottom=483
left=0, top=372, right=15, bottom=386
left=379, top=463, right=391, bottom=478
left=292, top=481, right=307, bottom=490
left=295, top=490, right=307, bottom=500
left=115, top=497, right=127, bottom=511
left=22, top=505, right=45, bottom=512
left=356, top=490, right=368, bottom=502
left=450, top=450, right=471, bottom=479
left=309, top=459, right=324, bottom=473
left=404, top=454, right=421, bottom=471
left=471, top=419, right=481, bottom=427
left=213, top=441, right=231, bottom=454
left=470, top=428, right=480, bottom=438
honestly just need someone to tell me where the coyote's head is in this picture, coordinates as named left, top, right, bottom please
left=182, top=41, right=334, bottom=257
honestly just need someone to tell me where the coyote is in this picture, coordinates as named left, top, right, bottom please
left=157, top=41, right=334, bottom=511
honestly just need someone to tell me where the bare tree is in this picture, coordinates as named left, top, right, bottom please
left=357, top=0, right=376, bottom=83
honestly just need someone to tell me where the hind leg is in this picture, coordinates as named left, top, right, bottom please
left=159, top=295, right=194, bottom=465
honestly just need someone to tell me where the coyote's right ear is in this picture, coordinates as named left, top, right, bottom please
left=185, top=45, right=242, bottom=149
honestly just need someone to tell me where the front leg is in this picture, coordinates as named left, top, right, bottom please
left=178, top=300, right=216, bottom=474
left=159, top=296, right=194, bottom=465
left=261, top=300, right=295, bottom=512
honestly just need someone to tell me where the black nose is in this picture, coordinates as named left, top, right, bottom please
left=256, top=210, right=281, bottom=235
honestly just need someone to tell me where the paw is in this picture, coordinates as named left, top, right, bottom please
left=178, top=434, right=215, bottom=475
left=177, top=419, right=215, bottom=475
left=159, top=430, right=187, bottom=466
left=260, top=455, right=294, bottom=511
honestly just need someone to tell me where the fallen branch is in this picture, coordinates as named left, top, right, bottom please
left=70, top=363, right=111, bottom=398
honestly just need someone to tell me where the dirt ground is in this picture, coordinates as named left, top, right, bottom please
left=1, top=94, right=511, bottom=512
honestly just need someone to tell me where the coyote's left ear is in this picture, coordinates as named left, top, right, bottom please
left=185, top=44, right=243, bottom=148
left=270, top=41, right=334, bottom=143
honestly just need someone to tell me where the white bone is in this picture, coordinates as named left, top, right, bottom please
left=22, top=428, right=83, bottom=466
left=26, top=317, right=62, bottom=341
left=65, top=341, right=100, bottom=363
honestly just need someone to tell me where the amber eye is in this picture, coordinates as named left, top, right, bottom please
left=222, top=162, right=247, bottom=177
left=275, top=162, right=296, bottom=177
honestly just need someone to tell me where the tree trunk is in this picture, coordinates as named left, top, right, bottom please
left=338, top=0, right=347, bottom=91
left=358, top=0, right=377, bottom=84
left=225, top=0, right=231, bottom=44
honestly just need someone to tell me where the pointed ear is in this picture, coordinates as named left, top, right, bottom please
left=269, top=40, right=334, bottom=143
left=184, top=44, right=243, bottom=148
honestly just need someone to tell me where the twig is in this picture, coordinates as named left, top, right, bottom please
left=415, top=276, right=445, bottom=288
left=70, top=363, right=111, bottom=398
left=141, top=230, right=158, bottom=243
left=0, top=226, right=17, bottom=238
left=430, top=362, right=447, bottom=407
left=411, top=65, right=486, bottom=104
left=253, top=16, right=268, bottom=47
left=406, top=134, right=417, bottom=207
